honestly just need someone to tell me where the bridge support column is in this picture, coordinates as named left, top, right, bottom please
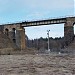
left=16, top=27, right=26, bottom=50
left=64, top=18, right=74, bottom=46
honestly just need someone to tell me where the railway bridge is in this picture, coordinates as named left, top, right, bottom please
left=0, top=17, right=75, bottom=50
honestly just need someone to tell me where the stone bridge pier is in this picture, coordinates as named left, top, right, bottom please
left=4, top=24, right=26, bottom=50
left=64, top=17, right=75, bottom=46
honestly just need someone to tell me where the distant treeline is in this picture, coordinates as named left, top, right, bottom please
left=26, top=36, right=65, bottom=52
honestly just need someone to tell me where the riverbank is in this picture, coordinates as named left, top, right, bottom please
left=0, top=54, right=75, bottom=75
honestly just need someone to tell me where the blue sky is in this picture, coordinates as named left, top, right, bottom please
left=0, top=0, right=74, bottom=39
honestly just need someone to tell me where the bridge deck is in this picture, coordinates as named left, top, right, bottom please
left=22, top=17, right=66, bottom=27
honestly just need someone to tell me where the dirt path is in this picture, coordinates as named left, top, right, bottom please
left=0, top=54, right=75, bottom=75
